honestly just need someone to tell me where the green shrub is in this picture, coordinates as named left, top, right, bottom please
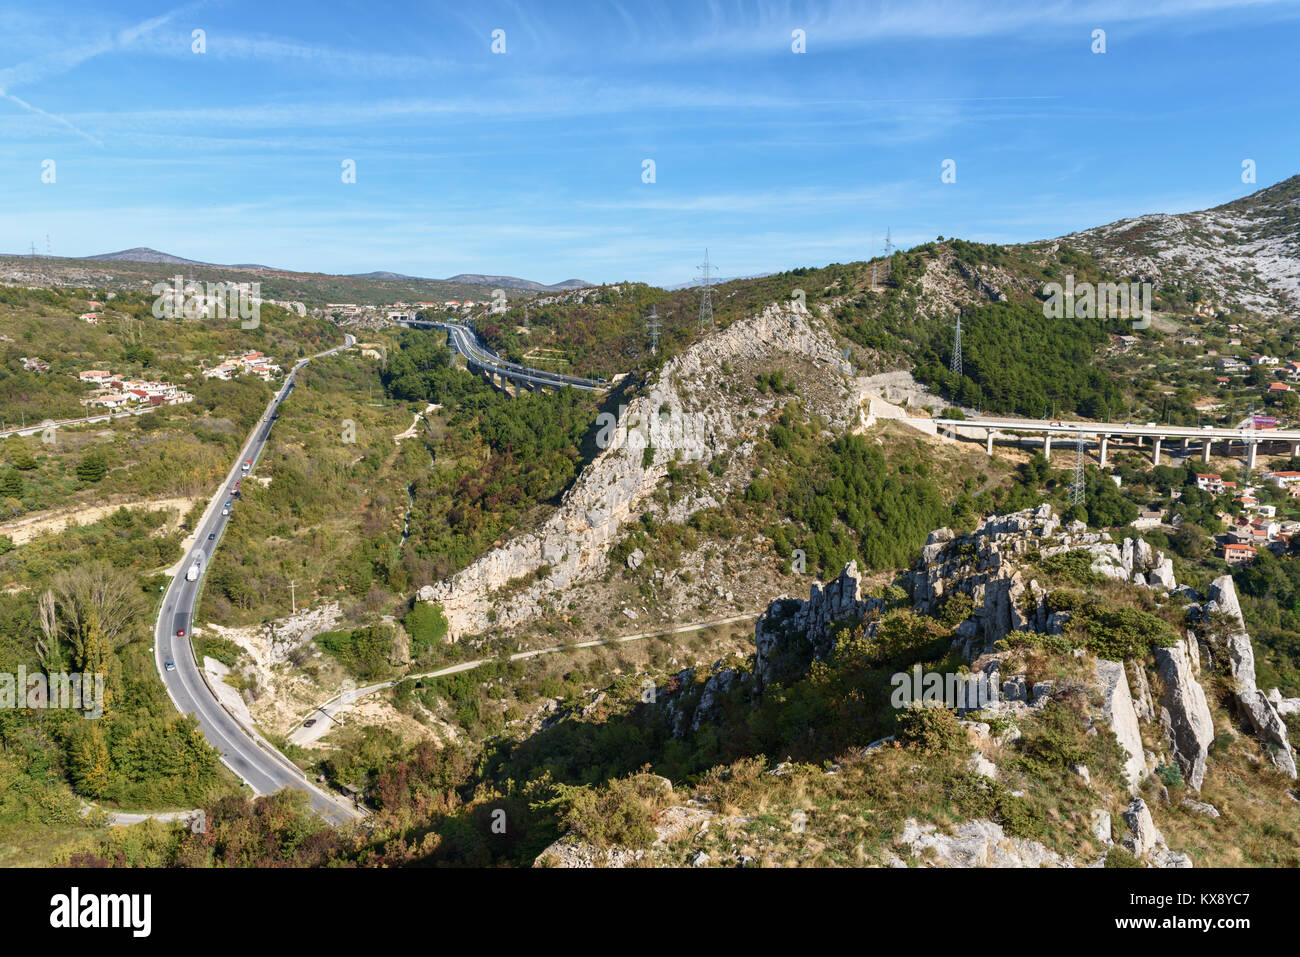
left=896, top=703, right=967, bottom=754
left=1155, top=763, right=1184, bottom=788
left=403, top=602, right=448, bottom=659
left=1104, top=846, right=1142, bottom=868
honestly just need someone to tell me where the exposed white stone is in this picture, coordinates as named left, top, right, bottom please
left=1153, top=637, right=1215, bottom=791
left=1096, top=660, right=1148, bottom=792
left=1208, top=576, right=1297, bottom=779
left=897, top=818, right=1069, bottom=868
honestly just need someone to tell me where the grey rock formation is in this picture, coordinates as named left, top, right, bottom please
left=1181, top=798, right=1220, bottom=818
left=1121, top=797, right=1193, bottom=867
left=896, top=818, right=1069, bottom=868
left=1090, top=809, right=1113, bottom=845
left=690, top=666, right=739, bottom=731
left=912, top=507, right=1177, bottom=659
left=1096, top=660, right=1148, bottom=792
left=754, top=561, right=883, bottom=686
left=1153, top=636, right=1215, bottom=791
left=1122, top=797, right=1160, bottom=857
left=1207, top=576, right=1297, bottom=779
left=1128, top=660, right=1155, bottom=723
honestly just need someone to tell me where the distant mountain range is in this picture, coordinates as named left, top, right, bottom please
left=79, top=248, right=589, bottom=292
left=661, top=273, right=775, bottom=290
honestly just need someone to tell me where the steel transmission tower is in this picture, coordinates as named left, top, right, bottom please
left=697, top=249, right=714, bottom=336
left=883, top=228, right=894, bottom=280
left=646, top=304, right=662, bottom=355
left=1244, top=404, right=1256, bottom=484
left=950, top=312, right=963, bottom=377
left=1071, top=432, right=1086, bottom=506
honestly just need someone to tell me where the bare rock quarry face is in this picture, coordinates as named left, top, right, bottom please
left=1207, top=576, right=1298, bottom=779
left=1152, top=636, right=1215, bottom=791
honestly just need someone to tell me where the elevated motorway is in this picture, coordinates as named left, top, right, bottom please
left=397, top=318, right=607, bottom=393
left=935, top=416, right=1300, bottom=469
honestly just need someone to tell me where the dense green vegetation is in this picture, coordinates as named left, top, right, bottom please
left=384, top=329, right=600, bottom=579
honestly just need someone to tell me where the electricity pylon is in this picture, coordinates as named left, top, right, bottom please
left=697, top=250, right=714, bottom=336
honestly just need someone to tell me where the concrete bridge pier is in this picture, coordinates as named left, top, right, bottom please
left=1043, top=434, right=1051, bottom=460
left=986, top=430, right=994, bottom=456
left=1099, top=435, right=1108, bottom=468
left=1152, top=437, right=1162, bottom=466
left=1292, top=441, right=1300, bottom=458
left=1248, top=441, right=1258, bottom=471
left=1203, top=439, right=1212, bottom=463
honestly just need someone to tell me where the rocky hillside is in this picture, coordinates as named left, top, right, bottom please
left=1050, top=174, right=1300, bottom=315
left=417, top=302, right=866, bottom=639
left=533, top=506, right=1299, bottom=868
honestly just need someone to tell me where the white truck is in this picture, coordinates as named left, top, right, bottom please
left=185, top=559, right=201, bottom=582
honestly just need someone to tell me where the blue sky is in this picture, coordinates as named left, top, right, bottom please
left=0, top=0, right=1297, bottom=286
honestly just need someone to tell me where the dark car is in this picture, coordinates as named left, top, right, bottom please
left=303, top=718, right=317, bottom=728
left=208, top=533, right=216, bottom=541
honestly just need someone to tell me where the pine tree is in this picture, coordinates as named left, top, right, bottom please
left=69, top=723, right=112, bottom=799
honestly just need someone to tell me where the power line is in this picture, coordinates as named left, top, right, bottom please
left=697, top=249, right=714, bottom=337
left=645, top=304, right=662, bottom=356
left=950, top=311, right=963, bottom=378
left=1071, top=432, right=1086, bottom=507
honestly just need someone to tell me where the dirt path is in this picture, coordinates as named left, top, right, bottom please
left=0, top=496, right=200, bottom=546
left=288, top=612, right=758, bottom=746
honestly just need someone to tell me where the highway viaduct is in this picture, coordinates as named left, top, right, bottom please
left=396, top=318, right=607, bottom=395
left=935, top=416, right=1300, bottom=470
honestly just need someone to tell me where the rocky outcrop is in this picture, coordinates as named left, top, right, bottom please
left=1121, top=798, right=1192, bottom=867
left=1095, top=534, right=1177, bottom=589
left=691, top=665, right=740, bottom=731
left=754, top=560, right=884, bottom=685
left=895, top=819, right=1068, bottom=867
left=1152, top=636, right=1215, bottom=791
left=1128, top=660, right=1155, bottom=722
left=1095, top=660, right=1148, bottom=792
left=1268, top=688, right=1300, bottom=716
left=913, top=506, right=1060, bottom=656
left=1206, top=576, right=1297, bottom=779
left=912, top=506, right=1178, bottom=659
left=418, top=303, right=851, bottom=639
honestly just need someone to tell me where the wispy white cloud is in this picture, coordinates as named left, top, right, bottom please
left=0, top=89, right=103, bottom=145
left=0, top=2, right=200, bottom=145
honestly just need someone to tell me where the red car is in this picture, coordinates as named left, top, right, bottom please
left=176, top=628, right=186, bottom=638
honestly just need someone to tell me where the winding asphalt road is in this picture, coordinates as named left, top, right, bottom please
left=152, top=334, right=362, bottom=825
left=398, top=318, right=607, bottom=392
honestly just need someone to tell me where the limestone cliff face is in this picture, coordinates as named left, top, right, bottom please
left=417, top=303, right=853, bottom=639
